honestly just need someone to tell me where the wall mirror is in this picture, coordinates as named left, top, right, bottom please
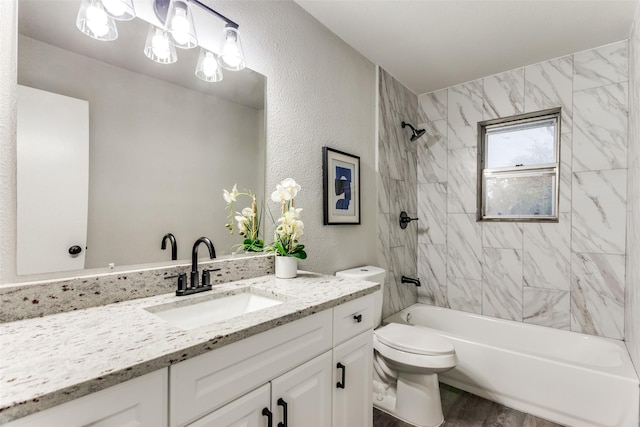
left=17, top=0, right=266, bottom=276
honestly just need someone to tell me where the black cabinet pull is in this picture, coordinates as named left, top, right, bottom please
left=277, top=398, right=288, bottom=427
left=262, top=407, right=273, bottom=427
left=336, top=362, right=346, bottom=389
left=353, top=314, right=362, bottom=323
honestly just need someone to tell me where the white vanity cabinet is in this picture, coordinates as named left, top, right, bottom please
left=4, top=369, right=168, bottom=427
left=173, top=293, right=374, bottom=427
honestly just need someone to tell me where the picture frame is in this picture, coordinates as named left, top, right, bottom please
left=322, top=147, right=361, bottom=225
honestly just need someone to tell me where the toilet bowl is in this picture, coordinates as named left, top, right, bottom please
left=336, top=266, right=457, bottom=427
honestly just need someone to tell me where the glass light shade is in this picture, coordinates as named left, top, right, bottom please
left=165, top=0, right=198, bottom=49
left=76, top=0, right=118, bottom=41
left=218, top=26, right=245, bottom=71
left=101, top=0, right=135, bottom=21
left=195, top=48, right=223, bottom=82
left=144, top=25, right=177, bottom=64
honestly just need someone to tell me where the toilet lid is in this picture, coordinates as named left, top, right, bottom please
left=375, top=323, right=454, bottom=356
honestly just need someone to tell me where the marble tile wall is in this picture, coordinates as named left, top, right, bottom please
left=378, top=68, right=419, bottom=318
left=416, top=40, right=630, bottom=340
left=625, top=4, right=640, bottom=372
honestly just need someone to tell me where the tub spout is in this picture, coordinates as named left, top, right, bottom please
left=401, top=276, right=421, bottom=287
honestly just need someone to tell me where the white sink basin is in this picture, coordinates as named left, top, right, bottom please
left=147, top=291, right=283, bottom=330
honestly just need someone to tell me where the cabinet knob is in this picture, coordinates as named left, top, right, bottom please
left=68, top=245, right=82, bottom=255
left=353, top=314, right=363, bottom=323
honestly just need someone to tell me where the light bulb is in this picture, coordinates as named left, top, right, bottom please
left=170, top=9, right=190, bottom=45
left=222, top=41, right=241, bottom=68
left=101, top=0, right=124, bottom=17
left=86, top=5, right=109, bottom=37
left=202, top=52, right=217, bottom=77
left=151, top=34, right=171, bottom=60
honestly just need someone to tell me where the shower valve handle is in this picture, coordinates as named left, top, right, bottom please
left=399, top=211, right=418, bottom=229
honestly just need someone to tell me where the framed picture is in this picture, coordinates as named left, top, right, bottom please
left=322, top=147, right=361, bottom=225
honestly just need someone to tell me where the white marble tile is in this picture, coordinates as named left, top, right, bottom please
left=483, top=68, right=525, bottom=119
left=419, top=89, right=448, bottom=122
left=390, top=180, right=416, bottom=248
left=387, top=110, right=408, bottom=181
left=447, top=277, right=482, bottom=314
left=377, top=213, right=390, bottom=274
left=483, top=248, right=523, bottom=321
left=447, top=214, right=482, bottom=280
left=523, top=213, right=571, bottom=291
left=447, top=147, right=477, bottom=214
left=524, top=55, right=573, bottom=132
left=573, top=82, right=628, bottom=172
left=448, top=81, right=483, bottom=149
left=572, top=170, right=627, bottom=255
left=418, top=183, right=447, bottom=245
left=385, top=246, right=407, bottom=317
left=405, top=219, right=418, bottom=277
left=482, top=222, right=523, bottom=249
left=523, top=288, right=570, bottom=329
left=559, top=133, right=572, bottom=213
left=571, top=252, right=625, bottom=339
left=417, top=244, right=447, bottom=307
left=377, top=172, right=390, bottom=214
left=379, top=68, right=402, bottom=114
left=417, top=119, right=448, bottom=183
left=574, top=41, right=629, bottom=92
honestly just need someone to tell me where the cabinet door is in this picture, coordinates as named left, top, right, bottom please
left=5, top=369, right=167, bottom=427
left=333, top=330, right=373, bottom=427
left=188, top=384, right=270, bottom=427
left=271, top=351, right=332, bottom=427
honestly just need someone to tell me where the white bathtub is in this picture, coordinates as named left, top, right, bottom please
left=384, top=304, right=640, bottom=427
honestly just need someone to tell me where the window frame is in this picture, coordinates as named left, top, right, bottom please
left=477, top=107, right=561, bottom=222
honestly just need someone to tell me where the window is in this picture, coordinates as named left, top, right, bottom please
left=477, top=108, right=561, bottom=221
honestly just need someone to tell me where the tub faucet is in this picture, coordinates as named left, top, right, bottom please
left=401, top=276, right=421, bottom=287
left=161, top=233, right=177, bottom=260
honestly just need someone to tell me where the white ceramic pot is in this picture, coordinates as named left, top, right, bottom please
left=275, top=256, right=297, bottom=279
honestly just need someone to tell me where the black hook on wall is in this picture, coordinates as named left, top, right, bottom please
left=399, top=211, right=419, bottom=229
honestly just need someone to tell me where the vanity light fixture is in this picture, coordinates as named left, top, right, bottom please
left=195, top=48, right=223, bottom=82
left=76, top=0, right=119, bottom=41
left=144, top=25, right=177, bottom=64
left=76, top=0, right=246, bottom=77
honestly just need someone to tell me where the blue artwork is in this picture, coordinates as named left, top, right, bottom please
left=334, top=166, right=352, bottom=210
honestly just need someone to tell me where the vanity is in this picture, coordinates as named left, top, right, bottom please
left=0, top=271, right=378, bottom=427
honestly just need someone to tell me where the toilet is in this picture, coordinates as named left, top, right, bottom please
left=336, top=266, right=457, bottom=427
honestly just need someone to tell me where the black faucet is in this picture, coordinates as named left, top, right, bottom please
left=165, top=237, right=218, bottom=296
left=190, top=237, right=216, bottom=289
left=401, top=276, right=421, bottom=287
left=161, top=233, right=177, bottom=260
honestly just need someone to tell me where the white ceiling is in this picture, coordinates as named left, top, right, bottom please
left=295, top=0, right=639, bottom=95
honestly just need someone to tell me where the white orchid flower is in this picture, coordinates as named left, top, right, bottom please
left=223, top=184, right=239, bottom=204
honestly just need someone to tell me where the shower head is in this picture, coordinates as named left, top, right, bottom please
left=401, top=121, right=426, bottom=142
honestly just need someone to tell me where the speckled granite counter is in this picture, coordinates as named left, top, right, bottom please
left=0, top=272, right=379, bottom=423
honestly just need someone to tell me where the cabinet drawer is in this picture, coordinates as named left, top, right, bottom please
left=5, top=369, right=168, bottom=427
left=188, top=383, right=270, bottom=427
left=170, top=309, right=332, bottom=427
left=332, top=294, right=374, bottom=345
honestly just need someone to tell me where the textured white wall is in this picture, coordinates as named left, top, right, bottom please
left=0, top=0, right=377, bottom=283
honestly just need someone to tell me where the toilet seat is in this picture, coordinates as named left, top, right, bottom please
left=375, top=323, right=454, bottom=356
left=373, top=323, right=457, bottom=372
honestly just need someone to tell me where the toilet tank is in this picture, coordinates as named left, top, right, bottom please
left=335, top=266, right=385, bottom=328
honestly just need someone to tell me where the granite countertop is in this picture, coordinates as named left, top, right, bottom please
left=0, top=272, right=379, bottom=423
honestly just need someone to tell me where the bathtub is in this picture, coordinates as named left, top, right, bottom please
left=384, top=304, right=639, bottom=427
